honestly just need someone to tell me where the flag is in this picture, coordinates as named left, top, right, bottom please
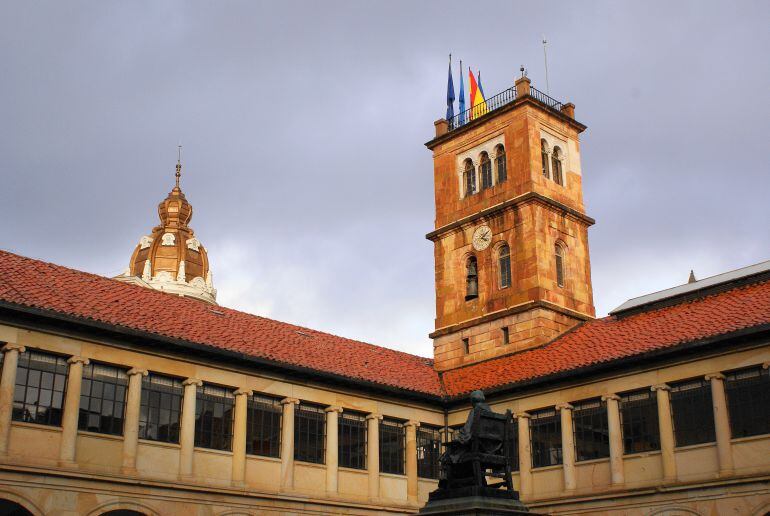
left=458, top=59, right=466, bottom=125
left=469, top=68, right=488, bottom=120
left=446, top=56, right=455, bottom=121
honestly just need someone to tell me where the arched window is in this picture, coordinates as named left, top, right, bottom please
left=498, top=244, right=511, bottom=289
left=480, top=152, right=492, bottom=190
left=552, top=146, right=563, bottom=186
left=555, top=242, right=566, bottom=287
left=463, top=159, right=476, bottom=197
left=541, top=139, right=550, bottom=178
left=465, top=256, right=478, bottom=300
left=495, top=145, right=507, bottom=183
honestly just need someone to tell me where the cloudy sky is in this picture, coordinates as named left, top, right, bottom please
left=1, top=1, right=768, bottom=357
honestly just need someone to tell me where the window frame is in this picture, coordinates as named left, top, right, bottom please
left=463, top=160, right=476, bottom=197
left=78, top=362, right=128, bottom=436
left=294, top=402, right=326, bottom=464
left=417, top=425, right=442, bottom=479
left=529, top=407, right=563, bottom=468
left=379, top=418, right=406, bottom=475
left=465, top=255, right=479, bottom=301
left=139, top=372, right=183, bottom=444
left=194, top=383, right=235, bottom=452
left=619, top=389, right=660, bottom=454
left=670, top=378, right=716, bottom=447
left=725, top=366, right=770, bottom=439
left=572, top=398, right=610, bottom=461
left=480, top=152, right=493, bottom=190
left=495, top=145, right=507, bottom=183
left=498, top=244, right=512, bottom=289
left=541, top=139, right=550, bottom=178
left=338, top=410, right=367, bottom=470
left=555, top=242, right=566, bottom=288
left=12, top=349, right=68, bottom=427
left=552, top=146, right=564, bottom=186
left=246, top=393, right=282, bottom=458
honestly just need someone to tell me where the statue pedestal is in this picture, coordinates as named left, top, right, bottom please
left=419, top=487, right=538, bottom=515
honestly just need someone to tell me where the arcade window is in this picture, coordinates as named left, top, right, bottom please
left=480, top=152, right=493, bottom=190
left=620, top=389, right=660, bottom=454
left=495, top=145, right=507, bottom=183
left=139, top=373, right=183, bottom=443
left=555, top=243, right=566, bottom=287
left=295, top=402, right=326, bottom=464
left=380, top=418, right=405, bottom=475
left=540, top=139, right=550, bottom=178
left=725, top=366, right=770, bottom=438
left=530, top=407, right=562, bottom=468
left=417, top=425, right=442, bottom=479
left=572, top=398, right=610, bottom=461
left=246, top=393, right=282, bottom=457
left=12, top=350, right=68, bottom=427
left=194, top=384, right=234, bottom=451
left=78, top=362, right=128, bottom=436
left=463, top=159, right=476, bottom=197
left=339, top=411, right=367, bottom=470
left=498, top=244, right=512, bottom=289
left=670, top=378, right=715, bottom=447
left=552, top=146, right=564, bottom=185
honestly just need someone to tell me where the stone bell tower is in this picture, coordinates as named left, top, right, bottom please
left=425, top=75, right=595, bottom=372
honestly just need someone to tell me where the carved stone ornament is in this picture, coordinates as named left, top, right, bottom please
left=176, top=261, right=186, bottom=282
left=186, top=237, right=201, bottom=252
left=139, top=235, right=153, bottom=249
left=161, top=233, right=176, bottom=246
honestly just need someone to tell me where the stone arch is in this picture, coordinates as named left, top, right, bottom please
left=0, top=489, right=43, bottom=516
left=750, top=499, right=770, bottom=516
left=86, top=500, right=160, bottom=516
left=647, top=508, right=703, bottom=516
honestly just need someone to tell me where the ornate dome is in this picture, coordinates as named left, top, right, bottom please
left=116, top=158, right=217, bottom=304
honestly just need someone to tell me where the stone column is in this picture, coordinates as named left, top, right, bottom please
left=602, top=394, right=625, bottom=485
left=556, top=403, right=576, bottom=491
left=60, top=356, right=88, bottom=466
left=0, top=343, right=25, bottom=456
left=516, top=412, right=532, bottom=498
left=179, top=378, right=201, bottom=480
left=231, top=389, right=252, bottom=486
left=325, top=405, right=342, bottom=494
left=405, top=420, right=420, bottom=503
left=366, top=413, right=383, bottom=501
left=706, top=373, right=734, bottom=476
left=280, top=397, right=299, bottom=490
left=121, top=368, right=148, bottom=474
left=652, top=384, right=676, bottom=481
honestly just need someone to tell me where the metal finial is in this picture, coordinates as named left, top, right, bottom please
left=520, top=65, right=525, bottom=77
left=175, top=143, right=182, bottom=188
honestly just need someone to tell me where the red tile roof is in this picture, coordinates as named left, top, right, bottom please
left=0, top=249, right=443, bottom=397
left=0, top=249, right=768, bottom=402
left=442, top=278, right=770, bottom=398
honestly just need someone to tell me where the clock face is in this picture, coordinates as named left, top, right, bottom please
left=472, top=225, right=492, bottom=251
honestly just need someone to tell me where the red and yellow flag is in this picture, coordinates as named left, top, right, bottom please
left=468, top=68, right=488, bottom=120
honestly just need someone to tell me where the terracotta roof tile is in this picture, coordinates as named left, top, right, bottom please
left=0, top=250, right=443, bottom=397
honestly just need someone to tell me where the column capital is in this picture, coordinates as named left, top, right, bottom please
left=234, top=389, right=253, bottom=397
left=366, top=413, right=383, bottom=421
left=324, top=405, right=343, bottom=414
left=705, top=372, right=726, bottom=381
left=762, top=362, right=769, bottom=370
left=601, top=394, right=621, bottom=402
left=182, top=377, right=202, bottom=387
left=651, top=383, right=670, bottom=392
left=556, top=403, right=574, bottom=411
left=67, top=355, right=89, bottom=366
left=127, top=368, right=149, bottom=377
left=1, top=343, right=25, bottom=354
left=281, top=397, right=299, bottom=405
left=405, top=420, right=421, bottom=429
left=514, top=411, right=531, bottom=419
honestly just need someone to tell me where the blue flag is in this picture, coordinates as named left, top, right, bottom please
left=458, top=59, right=466, bottom=126
left=446, top=56, right=455, bottom=121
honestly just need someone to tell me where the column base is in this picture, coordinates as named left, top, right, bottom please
left=58, top=460, right=78, bottom=469
left=120, top=466, right=138, bottom=476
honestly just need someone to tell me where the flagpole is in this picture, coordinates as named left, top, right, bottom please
left=542, top=35, right=550, bottom=95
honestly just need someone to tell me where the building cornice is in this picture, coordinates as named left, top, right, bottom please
left=425, top=191, right=595, bottom=242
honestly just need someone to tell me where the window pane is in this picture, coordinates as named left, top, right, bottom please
left=670, top=379, right=715, bottom=446
left=139, top=373, right=183, bottom=444
left=78, top=362, right=128, bottom=435
left=496, top=150, right=507, bottom=183
left=416, top=425, right=441, bottom=479
left=530, top=408, right=562, bottom=468
left=339, top=411, right=367, bottom=470
left=620, top=389, right=660, bottom=454
left=12, top=350, right=69, bottom=427
left=246, top=394, right=282, bottom=458
left=194, top=384, right=234, bottom=451
left=725, top=367, right=770, bottom=438
left=572, top=399, right=609, bottom=461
